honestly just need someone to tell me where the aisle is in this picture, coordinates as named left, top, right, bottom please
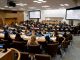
left=54, top=36, right=80, bottom=60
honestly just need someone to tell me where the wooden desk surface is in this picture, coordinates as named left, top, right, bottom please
left=0, top=32, right=63, bottom=42
left=0, top=49, right=14, bottom=60
left=0, top=49, right=11, bottom=59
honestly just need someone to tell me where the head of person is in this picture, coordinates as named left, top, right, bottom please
left=15, top=32, right=21, bottom=40
left=31, top=35, right=36, bottom=42
left=45, top=35, right=50, bottom=42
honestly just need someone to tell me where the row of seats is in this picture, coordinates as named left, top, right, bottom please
left=0, top=31, right=73, bottom=60
left=19, top=39, right=72, bottom=60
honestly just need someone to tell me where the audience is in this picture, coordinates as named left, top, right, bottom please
left=4, top=28, right=12, bottom=43
left=27, top=35, right=39, bottom=46
left=45, top=35, right=53, bottom=44
left=15, top=31, right=25, bottom=42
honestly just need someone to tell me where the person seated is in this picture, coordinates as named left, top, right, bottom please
left=26, top=30, right=32, bottom=36
left=63, top=32, right=68, bottom=38
left=27, top=35, right=39, bottom=46
left=56, top=35, right=64, bottom=45
left=15, top=32, right=24, bottom=42
left=12, top=29, right=16, bottom=34
left=45, top=35, right=53, bottom=44
left=66, top=32, right=73, bottom=40
left=4, top=29, right=12, bottom=43
left=42, top=30, right=46, bottom=35
left=36, top=31, right=43, bottom=37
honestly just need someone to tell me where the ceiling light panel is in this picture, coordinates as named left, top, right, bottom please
left=16, top=3, right=27, bottom=6
left=33, top=0, right=47, bottom=3
left=0, top=7, right=5, bottom=9
left=42, top=5, right=50, bottom=7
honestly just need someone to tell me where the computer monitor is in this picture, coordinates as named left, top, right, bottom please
left=0, top=44, right=4, bottom=49
left=0, top=44, right=7, bottom=52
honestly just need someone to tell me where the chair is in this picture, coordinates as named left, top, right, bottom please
left=20, top=52, right=31, bottom=60
left=12, top=41, right=27, bottom=52
left=67, top=34, right=73, bottom=44
left=35, top=54, right=51, bottom=60
left=27, top=45, right=42, bottom=54
left=46, top=43, right=58, bottom=56
left=61, top=40, right=69, bottom=52
left=38, top=41, right=47, bottom=52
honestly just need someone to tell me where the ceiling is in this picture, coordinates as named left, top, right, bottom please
left=0, top=0, right=80, bottom=11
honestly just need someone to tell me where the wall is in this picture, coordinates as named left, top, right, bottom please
left=24, top=9, right=80, bottom=25
left=41, top=9, right=66, bottom=20
left=25, top=9, right=69, bottom=24
left=0, top=10, right=24, bottom=25
left=40, top=9, right=69, bottom=24
left=73, top=20, right=80, bottom=26
left=24, top=11, right=28, bottom=21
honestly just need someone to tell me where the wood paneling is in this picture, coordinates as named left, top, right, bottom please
left=42, top=17, right=63, bottom=24
left=0, top=50, right=14, bottom=60
left=0, top=10, right=24, bottom=25
left=5, top=18, right=17, bottom=25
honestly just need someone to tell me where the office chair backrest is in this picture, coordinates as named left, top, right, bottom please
left=20, top=52, right=30, bottom=60
left=46, top=43, right=58, bottom=56
left=35, top=54, right=51, bottom=60
left=28, top=45, right=41, bottom=54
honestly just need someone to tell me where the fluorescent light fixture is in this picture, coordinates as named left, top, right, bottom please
left=33, top=0, right=38, bottom=2
left=37, top=1, right=42, bottom=3
left=0, top=7, right=5, bottom=9
left=64, top=4, right=69, bottom=6
left=9, top=7, right=13, bottom=8
left=42, top=5, right=50, bottom=7
left=60, top=4, right=64, bottom=6
left=60, top=4, right=69, bottom=7
left=4, top=6, right=8, bottom=7
left=38, top=0, right=43, bottom=1
left=16, top=3, right=27, bottom=6
left=33, top=0, right=47, bottom=3
left=23, top=4, right=27, bottom=6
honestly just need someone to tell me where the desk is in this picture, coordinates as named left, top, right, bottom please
left=0, top=49, right=14, bottom=60
left=0, top=33, right=63, bottom=42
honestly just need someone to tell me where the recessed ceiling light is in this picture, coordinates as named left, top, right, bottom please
left=33, top=0, right=38, bottom=2
left=23, top=4, right=27, bottom=5
left=37, top=1, right=42, bottom=3
left=16, top=3, right=27, bottom=6
left=33, top=0, right=47, bottom=3
left=4, top=6, right=8, bottom=8
left=0, top=7, right=5, bottom=9
left=42, top=5, right=50, bottom=7
left=38, top=0, right=43, bottom=1
left=60, top=4, right=64, bottom=6
left=16, top=4, right=20, bottom=5
left=9, top=7, right=13, bottom=8
left=64, top=4, right=69, bottom=6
